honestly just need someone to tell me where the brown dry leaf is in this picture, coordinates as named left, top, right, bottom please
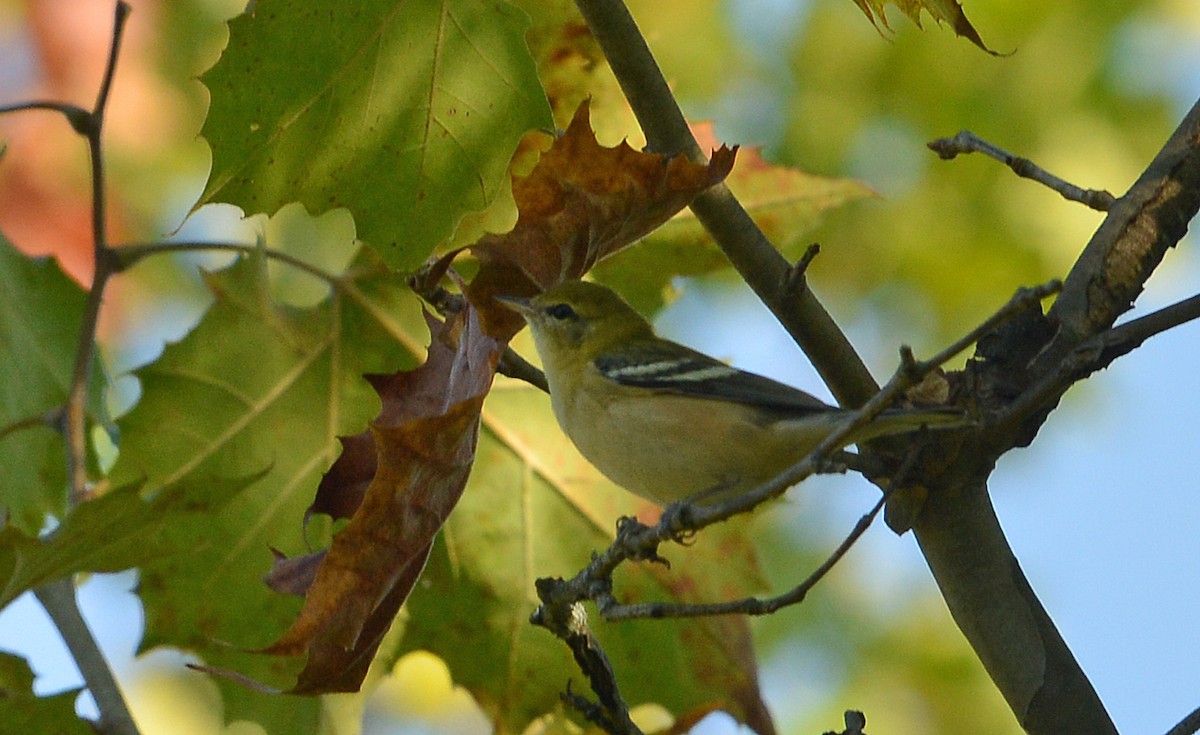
left=852, top=0, right=997, bottom=54
left=258, top=305, right=501, bottom=694
left=424, top=100, right=736, bottom=339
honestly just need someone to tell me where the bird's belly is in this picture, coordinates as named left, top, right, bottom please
left=558, top=391, right=799, bottom=506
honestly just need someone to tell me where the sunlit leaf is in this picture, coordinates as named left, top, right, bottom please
left=198, top=0, right=553, bottom=271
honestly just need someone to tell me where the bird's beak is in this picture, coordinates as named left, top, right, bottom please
left=493, top=293, right=535, bottom=319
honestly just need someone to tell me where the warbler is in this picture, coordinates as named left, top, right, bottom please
left=497, top=280, right=960, bottom=506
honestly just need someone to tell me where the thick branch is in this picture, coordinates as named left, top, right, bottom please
left=572, top=0, right=879, bottom=408
left=912, top=478, right=1116, bottom=735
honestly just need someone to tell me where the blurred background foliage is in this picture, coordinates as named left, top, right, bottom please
left=0, top=0, right=1195, bottom=734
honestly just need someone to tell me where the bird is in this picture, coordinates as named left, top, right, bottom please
left=497, top=280, right=962, bottom=507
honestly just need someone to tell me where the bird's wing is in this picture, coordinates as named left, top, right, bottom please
left=592, top=340, right=836, bottom=416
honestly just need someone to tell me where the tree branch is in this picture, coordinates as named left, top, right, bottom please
left=598, top=494, right=886, bottom=621
left=0, top=100, right=91, bottom=131
left=912, top=96, right=1200, bottom=735
left=912, top=475, right=1117, bottom=735
left=1166, top=704, right=1200, bottom=735
left=929, top=130, right=1116, bottom=211
left=35, top=580, right=139, bottom=735
left=115, top=240, right=335, bottom=283
left=65, top=0, right=130, bottom=506
left=531, top=585, right=643, bottom=735
left=997, top=291, right=1200, bottom=436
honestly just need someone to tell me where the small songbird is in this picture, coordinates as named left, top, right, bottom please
left=498, top=280, right=960, bottom=506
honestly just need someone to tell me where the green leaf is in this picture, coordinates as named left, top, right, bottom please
left=399, top=380, right=772, bottom=733
left=109, top=246, right=424, bottom=730
left=0, top=474, right=261, bottom=609
left=850, top=0, right=997, bottom=54
left=0, top=651, right=90, bottom=735
left=0, top=237, right=105, bottom=534
left=198, top=0, right=552, bottom=272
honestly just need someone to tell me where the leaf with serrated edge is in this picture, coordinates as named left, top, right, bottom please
left=198, top=0, right=552, bottom=271
left=852, top=0, right=997, bottom=54
left=109, top=245, right=421, bottom=730
left=422, top=101, right=736, bottom=339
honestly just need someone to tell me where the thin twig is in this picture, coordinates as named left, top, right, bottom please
left=0, top=100, right=92, bottom=131
left=115, top=240, right=336, bottom=283
left=600, top=494, right=886, bottom=620
left=929, top=130, right=1116, bottom=211
left=782, top=242, right=820, bottom=294
left=496, top=348, right=549, bottom=392
left=14, top=4, right=142, bottom=735
left=0, top=407, right=64, bottom=443
left=64, top=1, right=131, bottom=505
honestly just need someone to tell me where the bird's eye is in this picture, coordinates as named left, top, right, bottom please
left=545, top=303, right=577, bottom=321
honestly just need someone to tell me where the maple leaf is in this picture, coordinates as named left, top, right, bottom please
left=853, top=0, right=998, bottom=54
left=198, top=0, right=552, bottom=271
left=110, top=246, right=420, bottom=730
left=420, top=101, right=737, bottom=338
